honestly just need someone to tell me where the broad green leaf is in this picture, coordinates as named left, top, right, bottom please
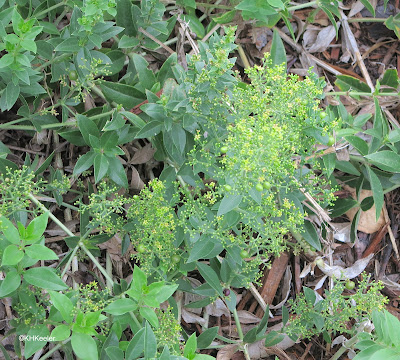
left=267, top=0, right=284, bottom=8
left=217, top=194, right=242, bottom=216
left=344, top=135, right=368, bottom=156
left=139, top=307, right=159, bottom=328
left=120, top=111, right=146, bottom=128
left=125, top=328, right=145, bottom=360
left=366, top=167, right=384, bottom=221
left=49, top=290, right=74, bottom=323
left=94, top=154, right=109, bottom=183
left=335, top=160, right=360, bottom=175
left=104, top=298, right=137, bottom=315
left=335, top=75, right=371, bottom=93
left=24, top=325, right=50, bottom=358
left=51, top=324, right=71, bottom=341
left=132, top=54, right=157, bottom=92
left=155, top=284, right=178, bottom=303
left=0, top=54, right=14, bottom=68
left=196, top=262, right=223, bottom=296
left=381, top=69, right=399, bottom=89
left=265, top=330, right=284, bottom=347
left=0, top=216, right=20, bottom=243
left=385, top=310, right=400, bottom=347
left=4, top=82, right=20, bottom=111
left=74, top=151, right=96, bottom=175
left=322, top=152, right=335, bottom=178
left=303, top=287, right=316, bottom=304
left=24, top=267, right=67, bottom=290
left=135, top=121, right=163, bottom=139
left=107, top=156, right=128, bottom=188
left=25, top=213, right=49, bottom=242
left=184, top=333, right=197, bottom=359
left=365, top=151, right=400, bottom=172
left=330, top=198, right=358, bottom=217
left=105, top=346, right=124, bottom=360
left=144, top=322, right=157, bottom=359
left=301, top=221, right=321, bottom=251
left=2, top=245, right=24, bottom=266
left=71, top=332, right=98, bottom=360
left=187, top=235, right=219, bottom=262
left=77, top=114, right=100, bottom=146
left=388, top=128, right=400, bottom=143
left=197, top=327, right=218, bottom=349
left=100, top=81, right=145, bottom=109
left=0, top=271, right=20, bottom=297
left=270, top=29, right=286, bottom=68
left=183, top=14, right=205, bottom=39
left=213, top=10, right=236, bottom=24
left=118, top=35, right=140, bottom=48
left=54, top=37, right=81, bottom=52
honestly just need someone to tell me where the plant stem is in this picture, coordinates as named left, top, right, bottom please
left=32, top=1, right=68, bottom=19
left=348, top=18, right=386, bottom=23
left=61, top=245, right=80, bottom=277
left=233, top=308, right=251, bottom=359
left=39, top=338, right=71, bottom=360
left=326, top=91, right=399, bottom=97
left=287, top=0, right=318, bottom=11
left=328, top=334, right=359, bottom=360
left=79, top=241, right=114, bottom=285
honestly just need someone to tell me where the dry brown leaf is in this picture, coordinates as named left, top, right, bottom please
left=181, top=308, right=207, bottom=326
left=129, top=143, right=156, bottom=165
left=236, top=310, right=261, bottom=324
left=303, top=25, right=338, bottom=53
left=345, top=188, right=385, bottom=233
left=130, top=166, right=145, bottom=190
left=216, top=344, right=240, bottom=360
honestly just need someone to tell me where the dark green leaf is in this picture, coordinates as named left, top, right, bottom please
left=359, top=0, right=375, bottom=16
left=366, top=167, right=384, bottom=221
left=25, top=244, right=58, bottom=260
left=104, top=298, right=137, bottom=315
left=74, top=151, right=96, bottom=175
left=380, top=69, right=399, bottom=89
left=365, top=151, right=400, bottom=172
left=217, top=195, right=242, bottom=216
left=94, top=154, right=109, bottom=183
left=265, top=330, right=284, bottom=347
left=140, top=307, right=158, bottom=328
left=330, top=198, right=358, bottom=217
left=125, top=328, right=145, bottom=360
left=100, top=81, right=145, bottom=108
left=25, top=325, right=50, bottom=358
left=184, top=333, right=197, bottom=359
left=54, top=37, right=81, bottom=52
left=49, top=290, right=74, bottom=323
left=107, top=156, right=128, bottom=188
left=196, top=262, right=223, bottom=296
left=270, top=28, right=286, bottom=69
left=197, top=327, right=218, bottom=349
left=24, top=267, right=67, bottom=290
left=345, top=136, right=369, bottom=156
left=0, top=271, right=21, bottom=297
left=77, top=114, right=100, bottom=146
left=144, top=322, right=157, bottom=359
left=71, top=333, right=98, bottom=360
left=301, top=220, right=321, bottom=251
left=135, top=121, right=163, bottom=138
left=335, top=75, right=371, bottom=93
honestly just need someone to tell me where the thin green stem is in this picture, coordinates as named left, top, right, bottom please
left=33, top=1, right=68, bottom=20
left=287, top=0, right=318, bottom=11
left=39, top=338, right=71, bottom=360
left=28, top=193, right=75, bottom=237
left=329, top=334, right=359, bottom=360
left=79, top=241, right=114, bottom=285
left=348, top=17, right=386, bottom=23
left=326, top=91, right=399, bottom=97
left=233, top=308, right=244, bottom=340
left=61, top=245, right=80, bottom=277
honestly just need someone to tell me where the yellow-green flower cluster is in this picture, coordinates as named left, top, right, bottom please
left=154, top=307, right=182, bottom=354
left=127, top=179, right=178, bottom=274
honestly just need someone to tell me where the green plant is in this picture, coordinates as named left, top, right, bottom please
left=285, top=275, right=387, bottom=341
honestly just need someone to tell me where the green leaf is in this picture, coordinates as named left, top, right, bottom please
left=135, top=121, right=163, bottom=139
left=77, top=114, right=100, bottom=146
left=132, top=54, right=157, bottom=92
left=127, top=266, right=147, bottom=300
left=54, top=37, right=81, bottom=52
left=139, top=307, right=159, bottom=328
left=197, top=327, right=218, bottom=349
left=0, top=271, right=20, bottom=297
left=144, top=322, right=157, bottom=359
left=24, top=325, right=50, bottom=358
left=335, top=75, right=371, bottom=93
left=125, top=328, right=145, bottom=360
left=4, top=82, right=20, bottom=111
left=94, top=154, right=109, bottom=183
left=24, top=213, right=49, bottom=242
left=359, top=0, right=375, bottom=16
left=184, top=333, right=197, bottom=359
left=330, top=198, right=358, bottom=218
left=196, top=262, right=223, bottom=296
left=105, top=346, right=124, bottom=360
left=270, top=28, right=286, bottom=68
left=0, top=54, right=14, bottom=68
left=118, top=35, right=140, bottom=49
left=0, top=216, right=20, bottom=244
left=107, top=156, right=128, bottom=188
left=49, top=290, right=74, bottom=323
left=365, top=151, right=400, bottom=172
left=344, top=135, right=369, bottom=156
left=384, top=310, right=400, bottom=346
left=301, top=221, right=321, bottom=251
left=381, top=69, right=399, bottom=89
left=24, top=267, right=67, bottom=290
left=71, top=332, right=98, bottom=360
left=187, top=235, right=222, bottom=262
left=104, top=298, right=137, bottom=315
left=51, top=324, right=71, bottom=341
left=2, top=245, right=24, bottom=266
left=217, top=194, right=242, bottom=216
left=265, top=330, right=285, bottom=347
left=183, top=14, right=205, bottom=39
left=74, top=151, right=96, bottom=175
left=335, top=160, right=360, bottom=176
left=100, top=81, right=145, bottom=109
left=322, top=152, right=336, bottom=178
left=366, top=167, right=384, bottom=221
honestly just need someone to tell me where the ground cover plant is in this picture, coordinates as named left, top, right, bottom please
left=0, top=0, right=400, bottom=359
